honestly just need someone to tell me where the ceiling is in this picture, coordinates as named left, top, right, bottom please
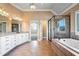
left=11, top=3, right=77, bottom=15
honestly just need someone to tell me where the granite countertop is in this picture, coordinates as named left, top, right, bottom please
left=0, top=32, right=29, bottom=37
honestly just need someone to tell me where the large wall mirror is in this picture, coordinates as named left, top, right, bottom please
left=0, top=22, right=6, bottom=32
left=0, top=16, right=7, bottom=33
left=12, top=20, right=22, bottom=33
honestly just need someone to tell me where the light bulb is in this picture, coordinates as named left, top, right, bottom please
left=30, top=4, right=36, bottom=9
left=3, top=11, right=6, bottom=14
left=0, top=9, right=2, bottom=12
left=6, top=13, right=9, bottom=16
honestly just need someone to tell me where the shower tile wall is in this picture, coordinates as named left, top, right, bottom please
left=54, top=16, right=70, bottom=38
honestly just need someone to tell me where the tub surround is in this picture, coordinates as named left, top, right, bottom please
left=75, top=35, right=79, bottom=40
left=70, top=32, right=79, bottom=40
left=52, top=39, right=74, bottom=56
left=70, top=32, right=76, bottom=39
left=54, top=33, right=70, bottom=38
left=53, top=38, right=79, bottom=56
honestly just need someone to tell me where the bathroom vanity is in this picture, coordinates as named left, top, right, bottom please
left=0, top=33, right=29, bottom=56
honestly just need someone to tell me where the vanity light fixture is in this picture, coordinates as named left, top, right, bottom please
left=0, top=8, right=9, bottom=16
left=12, top=16, right=22, bottom=21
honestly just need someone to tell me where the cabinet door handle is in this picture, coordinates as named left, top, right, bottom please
left=6, top=40, right=9, bottom=41
left=14, top=40, right=16, bottom=41
left=14, top=43, right=16, bottom=45
left=6, top=48, right=9, bottom=50
left=5, top=37, right=8, bottom=38
left=5, top=43, right=9, bottom=46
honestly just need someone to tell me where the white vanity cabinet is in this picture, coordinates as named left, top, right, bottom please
left=17, top=33, right=29, bottom=45
left=24, top=33, right=29, bottom=42
left=21, top=34, right=26, bottom=43
left=0, top=36, right=11, bottom=55
left=21, top=34, right=28, bottom=43
left=10, top=35, right=17, bottom=49
left=0, top=33, right=29, bottom=56
left=20, top=34, right=24, bottom=44
left=17, top=34, right=23, bottom=45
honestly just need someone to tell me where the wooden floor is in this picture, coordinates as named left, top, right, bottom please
left=6, top=39, right=74, bottom=56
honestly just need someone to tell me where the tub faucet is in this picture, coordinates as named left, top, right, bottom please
left=58, top=37, right=60, bottom=40
left=63, top=40, right=65, bottom=41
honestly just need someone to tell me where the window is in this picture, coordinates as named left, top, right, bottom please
left=75, top=11, right=79, bottom=35
left=57, top=19, right=65, bottom=31
left=77, top=13, right=79, bottom=32
left=31, top=23, right=38, bottom=31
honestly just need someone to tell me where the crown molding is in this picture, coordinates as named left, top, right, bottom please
left=11, top=3, right=78, bottom=15
left=11, top=3, right=24, bottom=11
left=60, top=3, right=78, bottom=15
left=10, top=3, right=57, bottom=15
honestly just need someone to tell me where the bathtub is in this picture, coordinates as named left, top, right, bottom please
left=54, top=38, right=79, bottom=56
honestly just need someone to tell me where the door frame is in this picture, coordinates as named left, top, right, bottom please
left=42, top=20, right=48, bottom=40
left=29, top=20, right=48, bottom=41
left=29, top=20, right=41, bottom=41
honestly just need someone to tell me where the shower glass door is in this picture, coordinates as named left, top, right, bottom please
left=48, top=19, right=54, bottom=41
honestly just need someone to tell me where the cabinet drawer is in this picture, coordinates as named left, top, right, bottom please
left=0, top=38, right=10, bottom=43
left=1, top=43, right=10, bottom=49
left=0, top=44, right=11, bottom=55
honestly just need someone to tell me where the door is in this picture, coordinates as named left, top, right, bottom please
left=48, top=20, right=51, bottom=40
left=30, top=20, right=40, bottom=41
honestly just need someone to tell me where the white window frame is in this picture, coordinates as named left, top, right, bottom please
left=75, top=11, right=79, bottom=35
